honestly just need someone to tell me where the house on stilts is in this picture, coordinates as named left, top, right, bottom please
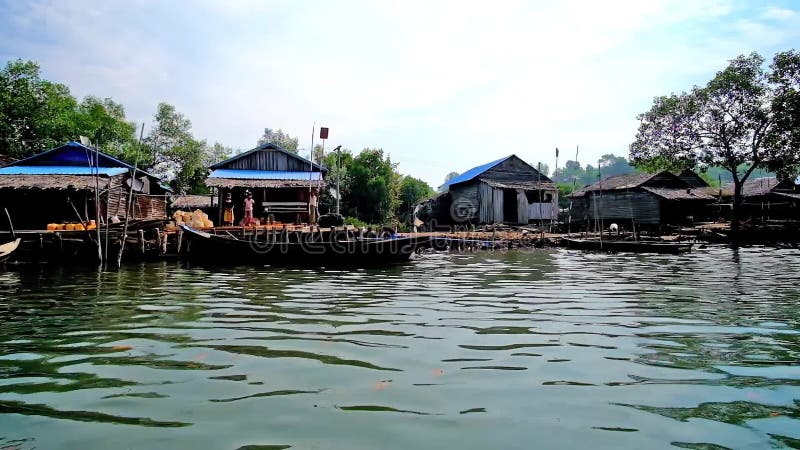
left=205, top=143, right=327, bottom=225
left=719, top=177, right=800, bottom=222
left=0, top=142, right=170, bottom=229
left=417, top=155, right=557, bottom=228
left=568, top=170, right=714, bottom=231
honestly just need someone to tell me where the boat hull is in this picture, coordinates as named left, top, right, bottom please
left=180, top=226, right=430, bottom=265
left=561, top=238, right=692, bottom=254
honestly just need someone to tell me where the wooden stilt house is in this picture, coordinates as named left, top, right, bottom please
left=425, top=155, right=556, bottom=226
left=0, top=142, right=170, bottom=229
left=721, top=177, right=800, bottom=222
left=568, top=171, right=714, bottom=231
left=205, top=143, right=327, bottom=225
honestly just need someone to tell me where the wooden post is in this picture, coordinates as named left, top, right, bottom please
left=160, top=229, right=167, bottom=255
left=56, top=232, right=63, bottom=259
left=176, top=229, right=183, bottom=255
left=138, top=229, right=145, bottom=255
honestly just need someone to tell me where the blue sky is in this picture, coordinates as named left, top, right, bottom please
left=1, top=0, right=799, bottom=186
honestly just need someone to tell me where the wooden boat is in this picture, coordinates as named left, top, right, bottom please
left=0, top=238, right=21, bottom=264
left=561, top=237, right=692, bottom=254
left=180, top=225, right=431, bottom=265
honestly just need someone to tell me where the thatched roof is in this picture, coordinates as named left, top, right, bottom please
left=642, top=186, right=714, bottom=200
left=571, top=173, right=658, bottom=197
left=0, top=174, right=111, bottom=190
left=205, top=178, right=325, bottom=189
left=482, top=179, right=557, bottom=191
left=171, top=195, right=213, bottom=209
left=722, top=177, right=795, bottom=197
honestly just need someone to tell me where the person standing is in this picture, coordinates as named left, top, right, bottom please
left=223, top=192, right=235, bottom=226
left=243, top=191, right=255, bottom=226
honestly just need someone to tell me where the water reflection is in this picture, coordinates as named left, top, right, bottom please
left=0, top=247, right=798, bottom=449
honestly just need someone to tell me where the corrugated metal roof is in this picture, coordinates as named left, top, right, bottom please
left=210, top=143, right=327, bottom=172
left=0, top=165, right=127, bottom=176
left=209, top=169, right=322, bottom=181
left=443, top=155, right=512, bottom=187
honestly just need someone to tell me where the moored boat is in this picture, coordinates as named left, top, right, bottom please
left=180, top=225, right=431, bottom=265
left=561, top=237, right=692, bottom=254
left=0, top=238, right=21, bottom=264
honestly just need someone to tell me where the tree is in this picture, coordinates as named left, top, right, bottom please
left=203, top=142, right=232, bottom=167
left=319, top=148, right=353, bottom=215
left=597, top=154, right=634, bottom=177
left=398, top=176, right=435, bottom=224
left=0, top=59, right=78, bottom=158
left=257, top=128, right=299, bottom=153
left=535, top=162, right=550, bottom=177
left=144, top=102, right=207, bottom=194
left=347, top=148, right=401, bottom=224
left=630, top=51, right=800, bottom=231
left=440, top=171, right=460, bottom=191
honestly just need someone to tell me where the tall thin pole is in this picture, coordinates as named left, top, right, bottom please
left=597, top=159, right=604, bottom=247
left=336, top=146, right=341, bottom=216
left=93, top=142, right=103, bottom=267
left=568, top=145, right=579, bottom=234
left=308, top=123, right=315, bottom=221
left=552, top=147, right=559, bottom=232
left=537, top=162, right=543, bottom=232
left=117, top=123, right=145, bottom=268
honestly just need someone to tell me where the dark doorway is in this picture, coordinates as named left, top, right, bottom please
left=502, top=188, right=517, bottom=224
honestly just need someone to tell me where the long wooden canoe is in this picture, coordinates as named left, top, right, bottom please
left=561, top=237, right=692, bottom=254
left=180, top=225, right=431, bottom=265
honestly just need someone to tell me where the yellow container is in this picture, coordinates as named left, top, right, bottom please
left=47, top=223, right=59, bottom=231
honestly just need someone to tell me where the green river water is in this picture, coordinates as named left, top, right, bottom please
left=0, top=247, right=799, bottom=449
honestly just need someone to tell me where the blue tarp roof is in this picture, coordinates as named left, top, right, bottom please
left=0, top=166, right=128, bottom=176
left=209, top=169, right=323, bottom=181
left=443, top=155, right=512, bottom=187
left=2, top=141, right=171, bottom=192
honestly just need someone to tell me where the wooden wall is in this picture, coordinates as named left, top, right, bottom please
left=105, top=175, right=166, bottom=220
left=450, top=182, right=480, bottom=223
left=482, top=156, right=552, bottom=184
left=571, top=190, right=661, bottom=225
left=221, top=149, right=320, bottom=172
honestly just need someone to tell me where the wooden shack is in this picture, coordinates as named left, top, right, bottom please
left=721, top=177, right=800, bottom=222
left=0, top=142, right=170, bottom=229
left=205, top=143, right=327, bottom=225
left=427, top=155, right=556, bottom=226
left=568, top=171, right=714, bottom=231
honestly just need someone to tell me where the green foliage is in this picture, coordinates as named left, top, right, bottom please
left=318, top=148, right=404, bottom=225
left=556, top=182, right=575, bottom=208
left=397, top=176, right=435, bottom=225
left=143, top=102, right=218, bottom=194
left=203, top=142, right=233, bottom=167
left=630, top=50, right=800, bottom=227
left=257, top=128, right=299, bottom=153
left=0, top=59, right=138, bottom=160
left=347, top=148, right=401, bottom=224
left=343, top=216, right=379, bottom=229
left=319, top=148, right=353, bottom=215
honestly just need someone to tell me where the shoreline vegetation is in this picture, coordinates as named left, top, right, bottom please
left=1, top=49, right=798, bottom=264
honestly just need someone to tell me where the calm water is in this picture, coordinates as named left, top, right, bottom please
left=0, top=247, right=799, bottom=450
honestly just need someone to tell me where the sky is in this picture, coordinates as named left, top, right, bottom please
left=1, top=0, right=799, bottom=187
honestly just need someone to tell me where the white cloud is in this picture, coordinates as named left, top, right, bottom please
left=1, top=0, right=799, bottom=186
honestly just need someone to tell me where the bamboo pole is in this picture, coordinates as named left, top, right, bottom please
left=117, top=123, right=146, bottom=268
